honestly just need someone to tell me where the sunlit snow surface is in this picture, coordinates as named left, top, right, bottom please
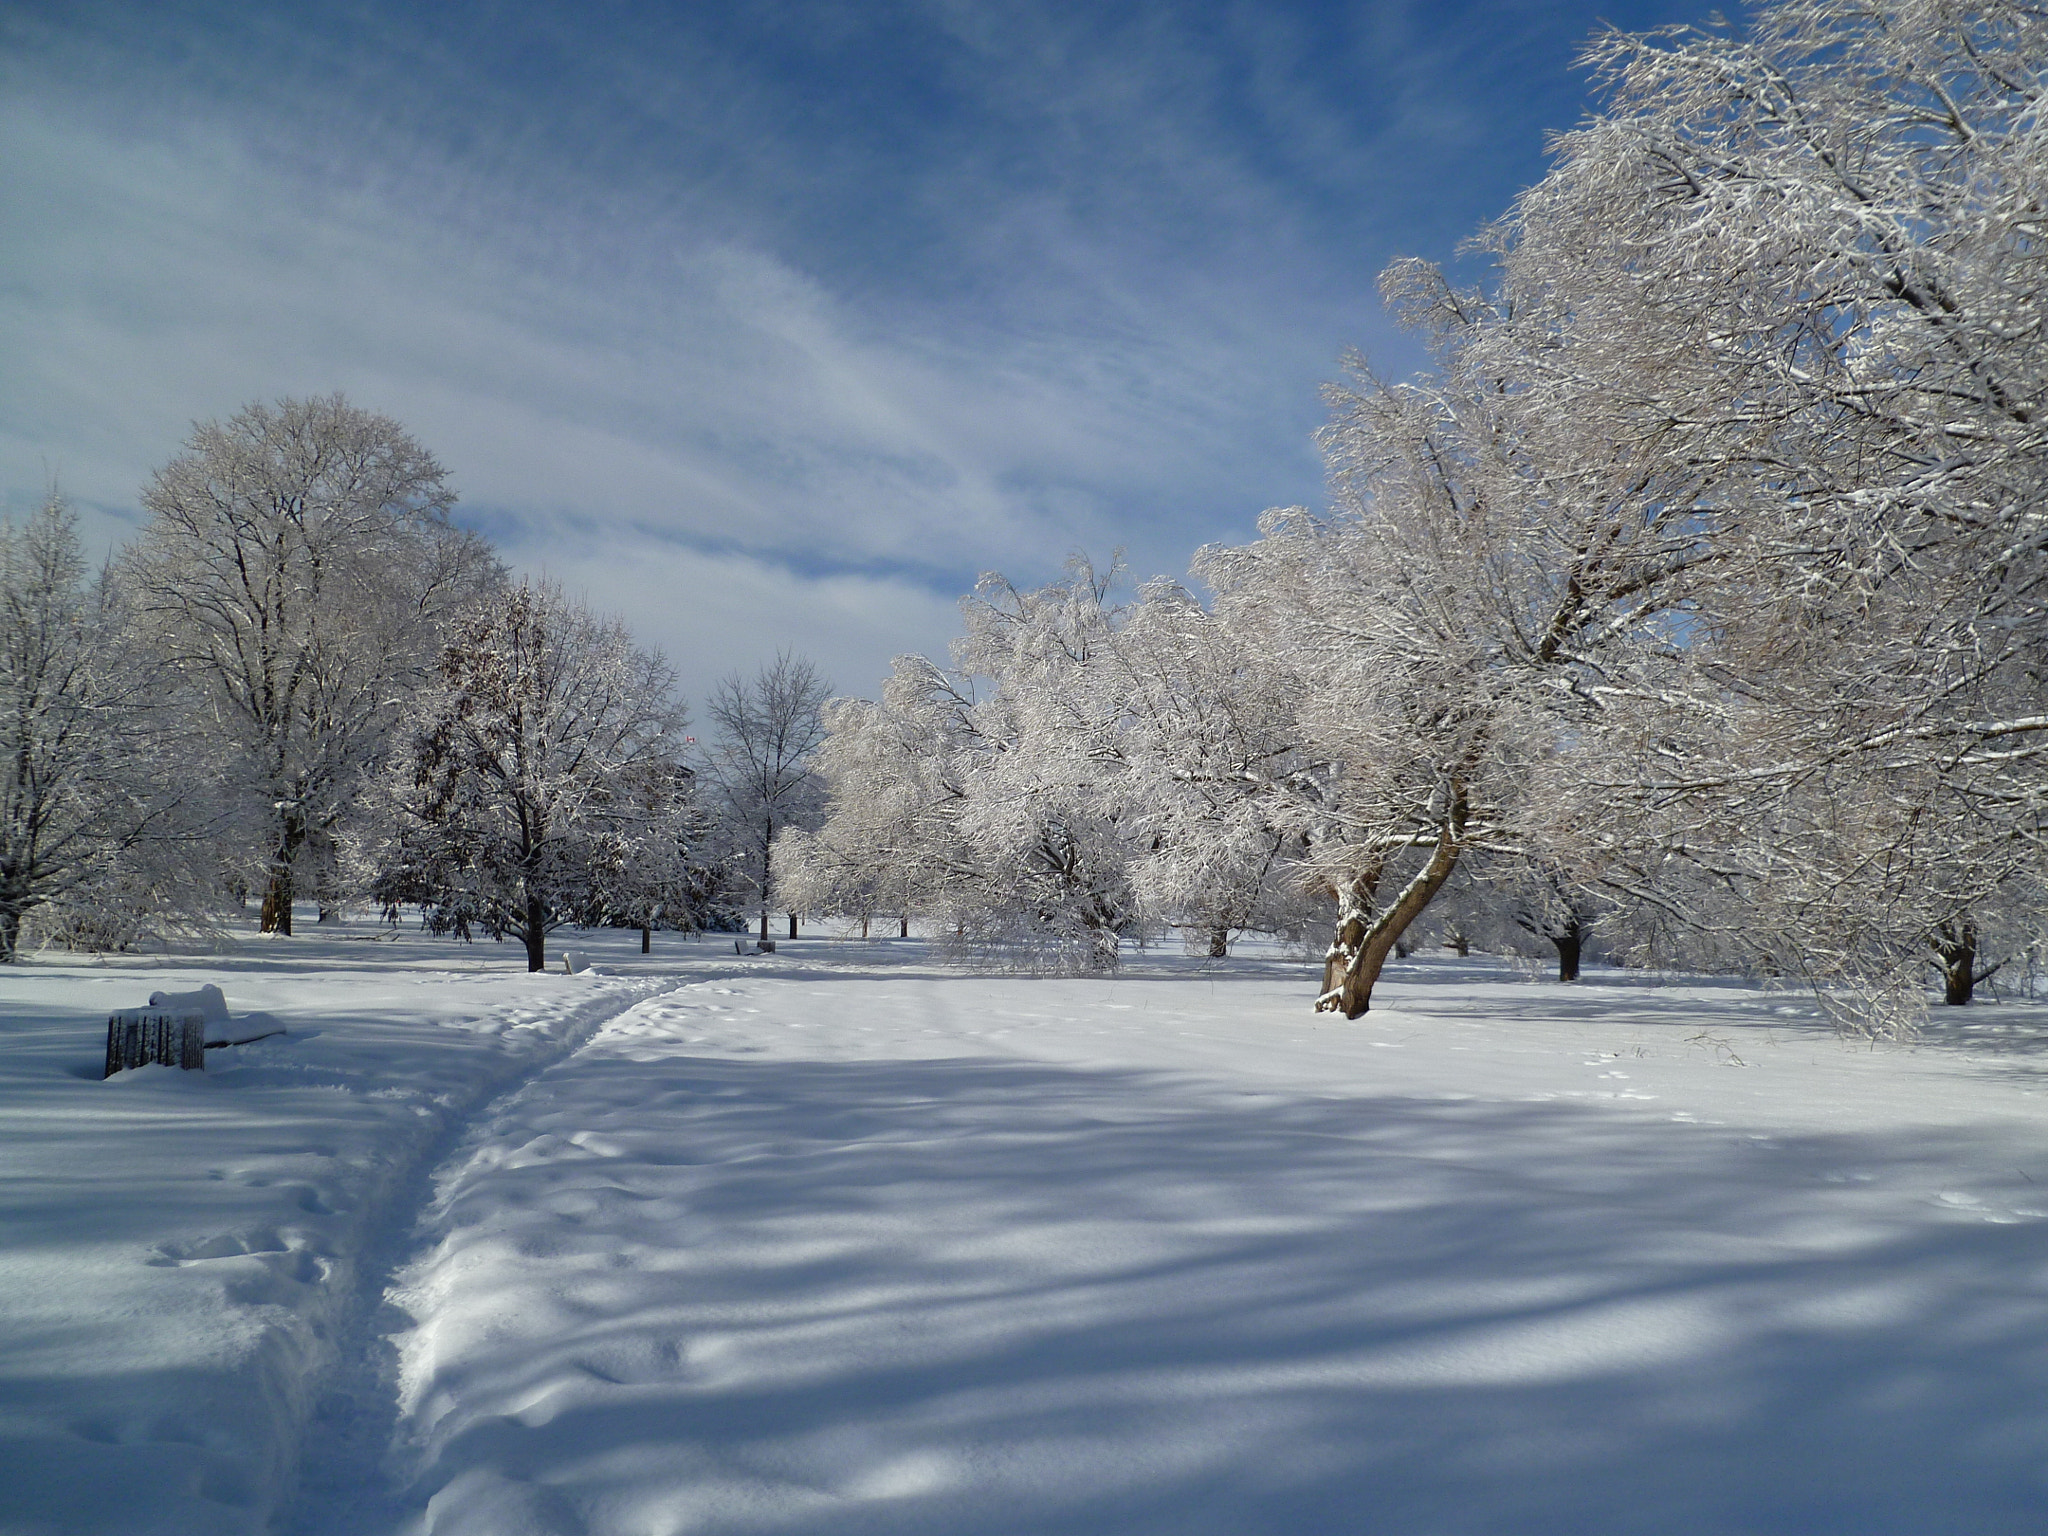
left=3, top=928, right=2047, bottom=1535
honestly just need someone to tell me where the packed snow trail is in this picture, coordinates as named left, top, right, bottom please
left=313, top=958, right=2048, bottom=1536
left=0, top=947, right=669, bottom=1536
left=272, top=978, right=683, bottom=1536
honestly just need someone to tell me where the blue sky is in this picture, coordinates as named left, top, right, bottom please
left=0, top=0, right=1706, bottom=705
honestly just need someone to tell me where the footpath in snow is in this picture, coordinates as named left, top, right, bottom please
left=0, top=929, right=670, bottom=1536
left=6, top=930, right=2048, bottom=1534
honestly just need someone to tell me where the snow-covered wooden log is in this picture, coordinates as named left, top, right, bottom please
left=104, top=1011, right=206, bottom=1077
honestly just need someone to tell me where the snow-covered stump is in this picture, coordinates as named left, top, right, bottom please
left=103, top=1010, right=205, bottom=1077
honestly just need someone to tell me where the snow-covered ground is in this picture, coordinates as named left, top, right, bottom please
left=4, top=927, right=2047, bottom=1535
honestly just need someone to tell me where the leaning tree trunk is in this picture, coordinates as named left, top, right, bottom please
left=1318, top=798, right=1468, bottom=1019
left=1932, top=921, right=1977, bottom=1006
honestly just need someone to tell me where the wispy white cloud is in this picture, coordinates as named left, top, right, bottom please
left=0, top=0, right=1700, bottom=696
left=523, top=526, right=969, bottom=715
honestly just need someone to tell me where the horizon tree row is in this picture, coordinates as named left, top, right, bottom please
left=0, top=396, right=833, bottom=969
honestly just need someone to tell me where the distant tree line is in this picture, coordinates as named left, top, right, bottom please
left=778, top=0, right=2048, bottom=1032
left=2, top=395, right=831, bottom=969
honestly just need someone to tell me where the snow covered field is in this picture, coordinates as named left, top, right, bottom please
left=4, top=929, right=2047, bottom=1535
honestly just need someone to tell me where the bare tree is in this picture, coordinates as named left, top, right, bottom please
left=126, top=395, right=499, bottom=934
left=705, top=652, right=831, bottom=942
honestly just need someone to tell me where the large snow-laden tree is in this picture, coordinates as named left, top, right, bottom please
left=126, top=396, right=500, bottom=935
left=703, top=653, right=832, bottom=943
left=1463, top=0, right=2048, bottom=1018
left=1197, top=304, right=1720, bottom=1017
left=0, top=494, right=190, bottom=960
left=383, top=580, right=694, bottom=972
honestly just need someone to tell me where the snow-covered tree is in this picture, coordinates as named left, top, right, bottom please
left=126, top=396, right=500, bottom=934
left=704, top=653, right=832, bottom=942
left=782, top=562, right=1148, bottom=971
left=1079, top=576, right=1315, bottom=956
left=590, top=760, right=737, bottom=948
left=0, top=493, right=188, bottom=959
left=1158, top=1, right=2038, bottom=1025
left=1466, top=0, right=2048, bottom=1020
left=379, top=580, right=693, bottom=971
left=800, top=0, right=2048, bottom=1024
left=1195, top=305, right=1716, bottom=1017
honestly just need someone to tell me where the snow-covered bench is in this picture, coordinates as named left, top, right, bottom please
left=103, top=985, right=286, bottom=1077
left=103, top=1009, right=206, bottom=1076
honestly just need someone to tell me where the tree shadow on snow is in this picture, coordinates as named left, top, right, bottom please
left=386, top=1050, right=2048, bottom=1536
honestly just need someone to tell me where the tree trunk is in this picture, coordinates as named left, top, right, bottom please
left=524, top=890, right=548, bottom=973
left=1088, top=922, right=1120, bottom=971
left=1318, top=800, right=1467, bottom=1019
left=313, top=844, right=341, bottom=924
left=1554, top=919, right=1583, bottom=983
left=1208, top=924, right=1229, bottom=959
left=0, top=906, right=20, bottom=963
left=1448, top=931, right=1470, bottom=958
left=260, top=812, right=306, bottom=935
left=260, top=875, right=292, bottom=935
left=759, top=908, right=770, bottom=943
left=788, top=910, right=798, bottom=940
left=1933, top=921, right=1976, bottom=1006
left=860, top=914, right=870, bottom=939
left=900, top=914, right=910, bottom=939
left=641, top=924, right=651, bottom=954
